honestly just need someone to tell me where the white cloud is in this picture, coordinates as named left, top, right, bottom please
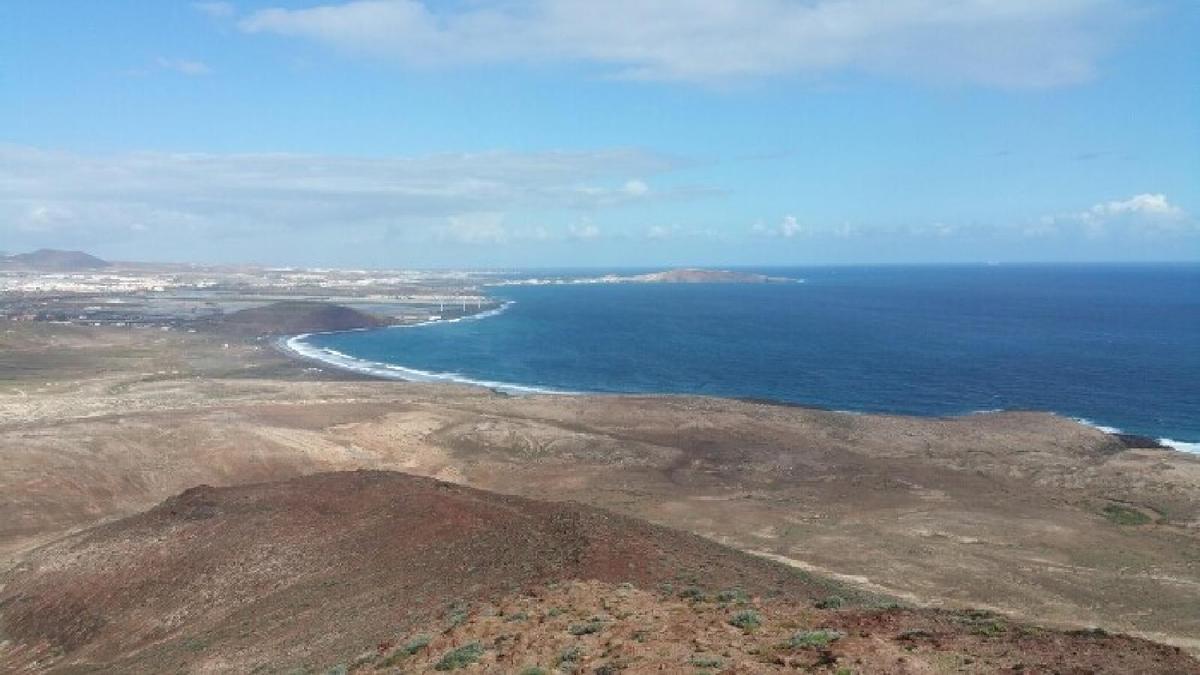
left=1045, top=193, right=1193, bottom=238
left=154, top=58, right=213, bottom=76
left=436, top=213, right=509, bottom=245
left=1083, top=193, right=1184, bottom=221
left=753, top=214, right=808, bottom=238
left=238, top=0, right=1129, bottom=87
left=622, top=179, right=649, bottom=196
left=0, top=145, right=684, bottom=247
left=193, top=2, right=235, bottom=19
left=568, top=223, right=601, bottom=240
left=779, top=215, right=803, bottom=238
left=645, top=225, right=673, bottom=240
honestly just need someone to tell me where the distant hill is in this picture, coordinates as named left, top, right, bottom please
left=1, top=470, right=1191, bottom=673
left=1, top=248, right=111, bottom=270
left=214, top=300, right=389, bottom=336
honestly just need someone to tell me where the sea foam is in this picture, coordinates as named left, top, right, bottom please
left=1072, top=417, right=1199, bottom=455
left=284, top=301, right=573, bottom=396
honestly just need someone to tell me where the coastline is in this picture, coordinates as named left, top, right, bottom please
left=279, top=299, right=575, bottom=395
left=5, top=317, right=1200, bottom=654
left=278, top=324, right=1200, bottom=455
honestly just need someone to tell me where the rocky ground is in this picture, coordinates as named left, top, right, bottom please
left=1, top=319, right=1199, bottom=669
left=2, top=472, right=1195, bottom=674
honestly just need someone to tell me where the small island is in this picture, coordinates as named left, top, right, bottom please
left=496, top=267, right=801, bottom=286
left=630, top=268, right=793, bottom=283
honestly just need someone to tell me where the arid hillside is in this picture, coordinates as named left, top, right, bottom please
left=0, top=471, right=856, bottom=672
left=2, top=321, right=1199, bottom=657
left=2, top=471, right=1195, bottom=674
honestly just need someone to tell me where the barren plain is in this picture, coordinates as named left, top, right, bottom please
left=2, top=318, right=1198, bottom=670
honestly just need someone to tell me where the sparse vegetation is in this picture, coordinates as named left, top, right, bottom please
left=716, top=588, right=748, bottom=604
left=402, top=635, right=432, bottom=655
left=433, top=642, right=483, bottom=671
left=815, top=595, right=845, bottom=609
left=446, top=606, right=469, bottom=630
left=182, top=637, right=208, bottom=652
left=568, top=618, right=605, bottom=635
left=1102, top=503, right=1151, bottom=526
left=378, top=634, right=432, bottom=667
left=729, top=610, right=762, bottom=631
left=557, top=644, right=583, bottom=666
left=518, top=668, right=548, bottom=675
left=972, top=621, right=1007, bottom=637
left=691, top=654, right=723, bottom=668
left=678, top=586, right=706, bottom=601
left=959, top=611, right=1007, bottom=637
left=789, top=629, right=844, bottom=648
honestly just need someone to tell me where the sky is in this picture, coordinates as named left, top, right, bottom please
left=1, top=1, right=1197, bottom=268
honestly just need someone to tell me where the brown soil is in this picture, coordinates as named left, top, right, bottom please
left=2, top=472, right=1195, bottom=674
left=2, top=321, right=1199, bottom=659
left=384, top=580, right=1198, bottom=674
left=0, top=471, right=856, bottom=673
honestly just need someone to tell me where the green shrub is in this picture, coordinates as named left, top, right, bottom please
left=1102, top=503, right=1151, bottom=526
left=691, top=654, right=723, bottom=668
left=446, top=608, right=469, bottom=629
left=678, top=586, right=705, bottom=601
left=433, top=642, right=483, bottom=671
left=971, top=621, right=1006, bottom=637
left=729, top=610, right=762, bottom=631
left=519, top=668, right=548, bottom=675
left=557, top=645, right=582, bottom=665
left=789, top=629, right=843, bottom=648
left=815, top=595, right=845, bottom=609
left=715, top=588, right=747, bottom=604
left=568, top=618, right=605, bottom=635
left=402, top=635, right=432, bottom=655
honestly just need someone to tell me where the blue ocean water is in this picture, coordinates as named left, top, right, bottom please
left=297, top=265, right=1200, bottom=447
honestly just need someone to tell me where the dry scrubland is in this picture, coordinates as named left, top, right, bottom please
left=1, top=320, right=1199, bottom=671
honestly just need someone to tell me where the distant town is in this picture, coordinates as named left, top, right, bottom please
left=0, top=249, right=494, bottom=329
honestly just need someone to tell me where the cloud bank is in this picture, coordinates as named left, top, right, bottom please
left=1036, top=193, right=1193, bottom=238
left=0, top=145, right=676, bottom=251
left=237, top=0, right=1130, bottom=87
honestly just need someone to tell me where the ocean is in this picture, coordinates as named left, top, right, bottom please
left=290, top=264, right=1200, bottom=450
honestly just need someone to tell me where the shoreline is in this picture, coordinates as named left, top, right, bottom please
left=279, top=299, right=573, bottom=396
left=5, top=317, right=1200, bottom=654
left=277, top=325, right=1200, bottom=455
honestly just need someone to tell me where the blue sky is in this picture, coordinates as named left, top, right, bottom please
left=1, top=1, right=1197, bottom=268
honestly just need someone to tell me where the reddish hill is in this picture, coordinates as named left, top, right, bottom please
left=0, top=471, right=1194, bottom=673
left=0, top=471, right=848, bottom=672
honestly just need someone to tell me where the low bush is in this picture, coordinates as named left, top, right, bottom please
left=433, top=642, right=483, bottom=671
left=789, top=629, right=843, bottom=648
left=729, top=610, right=762, bottom=631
